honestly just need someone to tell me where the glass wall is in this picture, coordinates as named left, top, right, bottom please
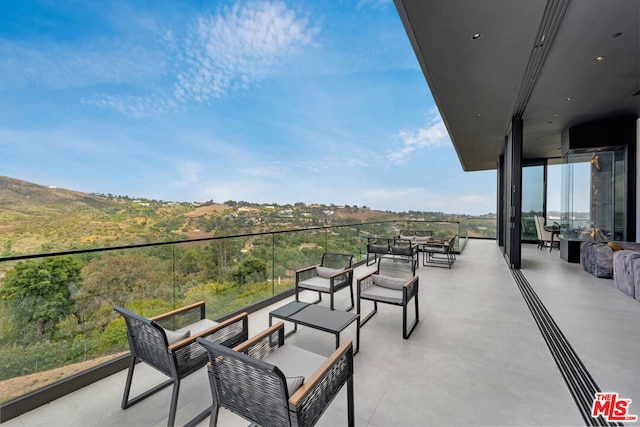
left=561, top=146, right=627, bottom=241
left=546, top=161, right=563, bottom=223
left=521, top=163, right=545, bottom=241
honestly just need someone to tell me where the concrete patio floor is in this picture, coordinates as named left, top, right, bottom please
left=4, top=239, right=640, bottom=426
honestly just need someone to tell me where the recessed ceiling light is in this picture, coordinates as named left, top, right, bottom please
left=595, top=56, right=606, bottom=62
left=472, top=33, right=482, bottom=40
left=476, top=114, right=482, bottom=117
left=565, top=97, right=572, bottom=101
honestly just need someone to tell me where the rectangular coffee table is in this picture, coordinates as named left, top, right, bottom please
left=269, top=301, right=360, bottom=354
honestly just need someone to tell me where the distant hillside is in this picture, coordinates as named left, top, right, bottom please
left=0, top=177, right=196, bottom=255
left=0, top=176, right=406, bottom=256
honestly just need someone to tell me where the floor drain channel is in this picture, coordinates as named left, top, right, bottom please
left=511, top=269, right=623, bottom=427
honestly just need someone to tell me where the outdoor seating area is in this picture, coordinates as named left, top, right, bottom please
left=5, top=240, right=640, bottom=426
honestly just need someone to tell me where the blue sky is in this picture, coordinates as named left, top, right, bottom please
left=0, top=0, right=497, bottom=215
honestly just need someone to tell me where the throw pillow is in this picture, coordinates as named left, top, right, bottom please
left=607, top=241, right=623, bottom=251
left=316, top=266, right=342, bottom=278
left=372, top=275, right=407, bottom=290
left=164, top=328, right=190, bottom=345
left=286, top=376, right=305, bottom=394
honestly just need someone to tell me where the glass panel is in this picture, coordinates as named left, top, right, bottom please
left=521, top=164, right=545, bottom=241
left=546, top=162, right=562, bottom=224
left=561, top=146, right=627, bottom=240
left=1, top=218, right=491, bottom=403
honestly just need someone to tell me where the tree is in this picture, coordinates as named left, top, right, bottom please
left=0, top=257, right=83, bottom=342
left=232, top=257, right=268, bottom=284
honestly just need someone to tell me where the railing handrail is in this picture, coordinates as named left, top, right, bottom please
left=0, top=219, right=468, bottom=262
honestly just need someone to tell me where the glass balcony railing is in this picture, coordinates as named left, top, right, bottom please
left=0, top=218, right=495, bottom=413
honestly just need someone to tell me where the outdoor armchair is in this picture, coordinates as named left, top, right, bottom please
left=295, top=252, right=355, bottom=311
left=534, top=215, right=558, bottom=252
left=113, top=302, right=249, bottom=427
left=390, top=238, right=418, bottom=273
left=357, top=257, right=419, bottom=339
left=366, top=237, right=392, bottom=266
left=197, top=321, right=355, bottom=427
left=422, top=235, right=457, bottom=268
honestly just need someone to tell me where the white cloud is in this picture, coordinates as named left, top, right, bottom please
left=174, top=1, right=317, bottom=102
left=387, top=113, right=449, bottom=164
left=81, top=94, right=177, bottom=118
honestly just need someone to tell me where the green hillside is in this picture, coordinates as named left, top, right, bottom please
left=0, top=176, right=405, bottom=256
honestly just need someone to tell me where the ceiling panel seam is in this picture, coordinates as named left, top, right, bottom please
left=512, top=0, right=572, bottom=121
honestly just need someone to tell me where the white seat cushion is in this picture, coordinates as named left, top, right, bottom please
left=360, top=285, right=403, bottom=304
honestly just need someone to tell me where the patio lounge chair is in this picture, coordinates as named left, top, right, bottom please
left=113, top=302, right=249, bottom=427
left=295, top=252, right=355, bottom=311
left=197, top=321, right=355, bottom=426
left=357, top=256, right=419, bottom=339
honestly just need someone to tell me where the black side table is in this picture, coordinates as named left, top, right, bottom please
left=560, top=238, right=583, bottom=263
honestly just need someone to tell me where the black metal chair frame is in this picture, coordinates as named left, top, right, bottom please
left=198, top=322, right=355, bottom=427
left=422, top=236, right=457, bottom=268
left=367, top=237, right=418, bottom=273
left=295, top=252, right=354, bottom=310
left=366, top=237, right=392, bottom=266
left=113, top=302, right=249, bottom=427
left=357, top=257, right=419, bottom=339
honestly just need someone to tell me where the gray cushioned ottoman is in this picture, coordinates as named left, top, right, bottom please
left=612, top=250, right=640, bottom=298
left=581, top=241, right=614, bottom=278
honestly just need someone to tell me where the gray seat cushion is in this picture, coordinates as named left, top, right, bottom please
left=299, top=276, right=330, bottom=292
left=263, top=343, right=326, bottom=381
left=360, top=285, right=403, bottom=304
left=175, top=318, right=218, bottom=335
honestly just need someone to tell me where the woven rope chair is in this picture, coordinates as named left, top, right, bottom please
left=295, top=252, right=354, bottom=311
left=113, top=302, right=249, bottom=427
left=357, top=256, right=419, bottom=339
left=366, top=237, right=392, bottom=266
left=198, top=321, right=354, bottom=426
left=422, top=235, right=457, bottom=268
